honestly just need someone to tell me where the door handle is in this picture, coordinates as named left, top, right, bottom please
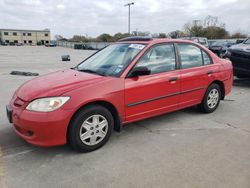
left=207, top=70, right=213, bottom=75
left=169, top=77, right=178, bottom=82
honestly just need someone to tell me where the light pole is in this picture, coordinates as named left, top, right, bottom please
left=124, top=2, right=134, bottom=34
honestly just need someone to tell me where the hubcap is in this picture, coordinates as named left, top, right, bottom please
left=79, top=115, right=108, bottom=146
left=207, top=89, right=219, bottom=109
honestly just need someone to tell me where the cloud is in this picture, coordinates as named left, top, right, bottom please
left=56, top=4, right=65, bottom=10
left=0, top=0, right=249, bottom=38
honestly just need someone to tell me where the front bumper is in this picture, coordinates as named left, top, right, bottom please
left=7, top=101, right=74, bottom=147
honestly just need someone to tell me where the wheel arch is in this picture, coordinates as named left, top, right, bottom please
left=67, top=100, right=122, bottom=137
left=209, top=80, right=225, bottom=100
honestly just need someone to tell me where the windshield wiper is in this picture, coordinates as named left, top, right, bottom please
left=78, top=69, right=105, bottom=76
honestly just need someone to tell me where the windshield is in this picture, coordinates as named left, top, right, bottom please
left=244, top=38, right=250, bottom=44
left=77, top=43, right=145, bottom=77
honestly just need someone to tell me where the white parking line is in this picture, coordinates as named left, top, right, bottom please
left=3, top=148, right=37, bottom=159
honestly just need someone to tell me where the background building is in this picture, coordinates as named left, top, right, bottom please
left=0, top=29, right=51, bottom=45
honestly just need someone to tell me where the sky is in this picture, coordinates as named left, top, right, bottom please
left=0, top=0, right=249, bottom=38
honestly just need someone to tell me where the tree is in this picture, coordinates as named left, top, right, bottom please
left=96, top=33, right=113, bottom=42
left=158, top=33, right=167, bottom=38
left=183, top=21, right=204, bottom=37
left=69, top=35, right=89, bottom=42
left=203, top=15, right=219, bottom=27
left=131, top=31, right=150, bottom=36
left=231, top=32, right=247, bottom=38
left=182, top=16, right=230, bottom=39
left=203, top=26, right=229, bottom=39
left=168, top=30, right=185, bottom=38
left=54, top=35, right=67, bottom=41
left=113, top=33, right=131, bottom=41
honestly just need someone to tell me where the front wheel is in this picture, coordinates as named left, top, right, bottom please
left=199, top=84, right=221, bottom=113
left=68, top=105, right=114, bottom=152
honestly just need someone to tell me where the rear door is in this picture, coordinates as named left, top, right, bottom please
left=124, top=43, right=181, bottom=122
left=176, top=43, right=219, bottom=108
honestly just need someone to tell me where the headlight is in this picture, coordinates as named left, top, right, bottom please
left=26, top=97, right=70, bottom=112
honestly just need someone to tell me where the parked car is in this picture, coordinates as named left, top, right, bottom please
left=9, top=42, right=15, bottom=46
left=209, top=40, right=235, bottom=58
left=226, top=37, right=250, bottom=78
left=6, top=37, right=233, bottom=152
left=236, top=39, right=245, bottom=44
left=45, top=41, right=57, bottom=47
left=0, top=41, right=8, bottom=46
left=15, top=43, right=23, bottom=46
left=181, top=37, right=209, bottom=48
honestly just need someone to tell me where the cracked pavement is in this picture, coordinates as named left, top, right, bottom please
left=0, top=46, right=250, bottom=188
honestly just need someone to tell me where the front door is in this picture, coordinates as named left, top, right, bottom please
left=124, top=43, right=181, bottom=123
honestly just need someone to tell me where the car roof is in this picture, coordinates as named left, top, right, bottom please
left=117, top=37, right=203, bottom=46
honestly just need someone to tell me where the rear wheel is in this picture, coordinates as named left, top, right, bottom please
left=199, top=84, right=221, bottom=113
left=68, top=105, right=114, bottom=152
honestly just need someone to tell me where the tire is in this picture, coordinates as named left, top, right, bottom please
left=68, top=105, right=114, bottom=152
left=199, top=83, right=221, bottom=113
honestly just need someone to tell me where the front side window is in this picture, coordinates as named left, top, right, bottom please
left=77, top=43, right=145, bottom=77
left=134, top=44, right=176, bottom=75
left=178, top=44, right=203, bottom=69
left=4, top=32, right=8, bottom=35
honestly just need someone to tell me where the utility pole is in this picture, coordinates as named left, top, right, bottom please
left=124, top=2, right=134, bottom=34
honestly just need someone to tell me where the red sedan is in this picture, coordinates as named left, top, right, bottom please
left=6, top=37, right=233, bottom=152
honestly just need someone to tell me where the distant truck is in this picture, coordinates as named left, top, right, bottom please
left=226, top=37, right=250, bottom=78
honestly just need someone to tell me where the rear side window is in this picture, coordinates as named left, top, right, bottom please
left=202, top=51, right=212, bottom=65
left=178, top=44, right=203, bottom=69
left=135, top=44, right=176, bottom=74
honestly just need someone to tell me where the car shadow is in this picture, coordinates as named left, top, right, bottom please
left=1, top=106, right=200, bottom=157
left=2, top=98, right=227, bottom=158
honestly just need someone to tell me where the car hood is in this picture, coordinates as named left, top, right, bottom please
left=16, top=69, right=111, bottom=101
left=229, top=43, right=250, bottom=52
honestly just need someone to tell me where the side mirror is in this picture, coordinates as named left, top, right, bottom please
left=129, top=66, right=151, bottom=77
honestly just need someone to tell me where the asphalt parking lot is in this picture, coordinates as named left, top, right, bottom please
left=0, top=46, right=250, bottom=188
